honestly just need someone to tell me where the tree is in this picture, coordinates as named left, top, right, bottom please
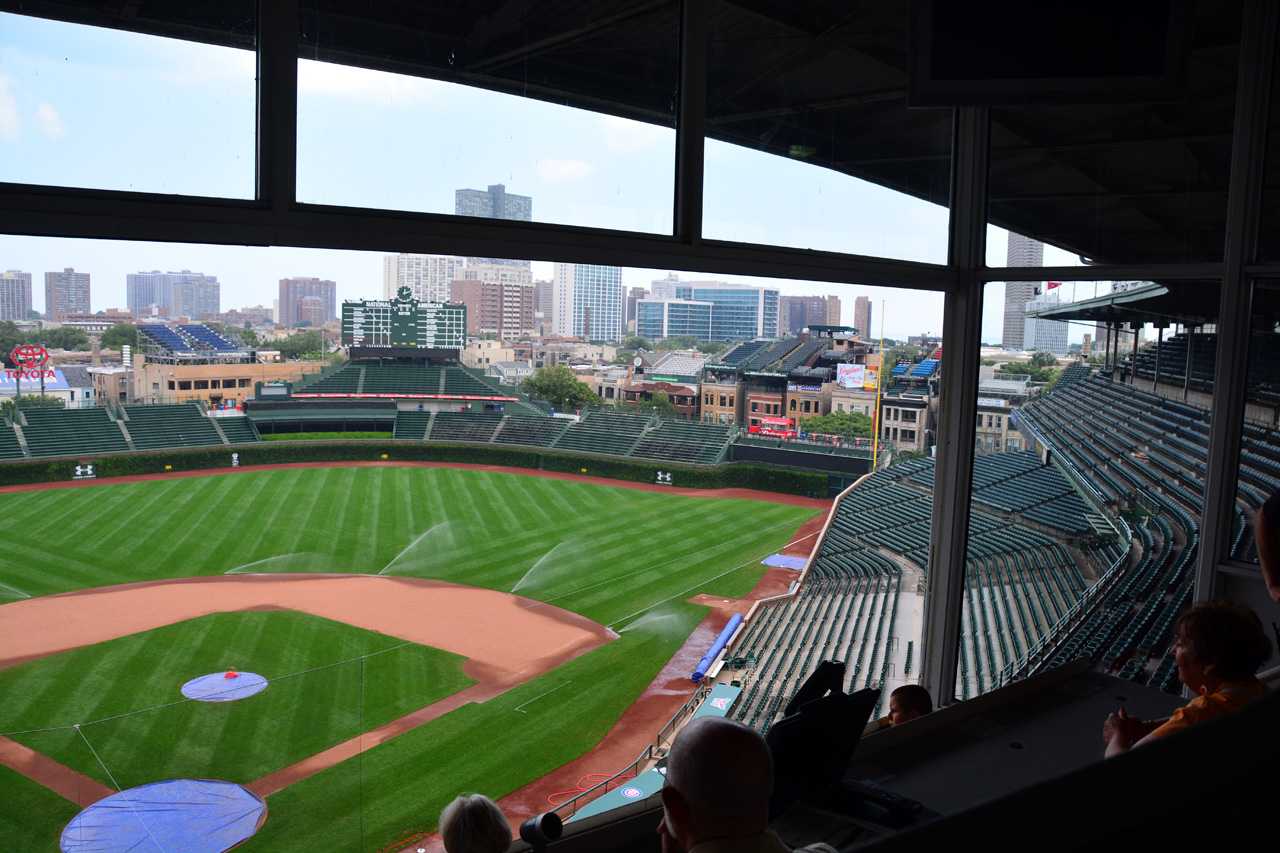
left=42, top=327, right=91, bottom=351
left=655, top=335, right=700, bottom=350
left=796, top=410, right=874, bottom=438
left=697, top=341, right=726, bottom=355
left=886, top=344, right=921, bottom=365
left=276, top=330, right=325, bottom=360
left=99, top=323, right=138, bottom=351
left=523, top=365, right=597, bottom=411
left=637, top=390, right=676, bottom=418
left=1029, top=349, right=1059, bottom=369
left=623, top=335, right=649, bottom=351
left=222, top=325, right=259, bottom=348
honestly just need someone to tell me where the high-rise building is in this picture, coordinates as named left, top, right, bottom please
left=634, top=276, right=780, bottom=342
left=449, top=277, right=535, bottom=337
left=1022, top=294, right=1069, bottom=355
left=635, top=299, right=713, bottom=342
left=533, top=279, right=555, bottom=333
left=0, top=270, right=33, bottom=321
left=552, top=263, right=624, bottom=340
left=170, top=277, right=221, bottom=320
left=452, top=262, right=535, bottom=337
left=278, top=277, right=337, bottom=326
left=1001, top=233, right=1045, bottom=349
left=126, top=270, right=219, bottom=314
left=626, top=287, right=649, bottom=324
left=455, top=183, right=532, bottom=221
left=45, top=267, right=91, bottom=319
left=650, top=273, right=682, bottom=300
left=456, top=184, right=533, bottom=270
left=853, top=296, right=872, bottom=339
left=680, top=281, right=780, bottom=342
left=382, top=254, right=464, bottom=303
left=780, top=295, right=840, bottom=334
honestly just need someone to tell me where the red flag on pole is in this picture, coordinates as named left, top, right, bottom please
left=1046, top=281, right=1062, bottom=290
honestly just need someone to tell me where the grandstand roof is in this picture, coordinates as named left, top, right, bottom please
left=1026, top=282, right=1220, bottom=327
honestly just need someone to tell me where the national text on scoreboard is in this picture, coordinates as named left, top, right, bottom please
left=341, top=288, right=466, bottom=352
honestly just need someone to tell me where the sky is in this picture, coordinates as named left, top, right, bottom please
left=0, top=11, right=1106, bottom=344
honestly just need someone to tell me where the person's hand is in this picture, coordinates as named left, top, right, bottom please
left=1103, top=708, right=1150, bottom=743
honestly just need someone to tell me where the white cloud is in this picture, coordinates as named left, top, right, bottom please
left=536, top=159, right=596, bottom=183
left=599, top=114, right=670, bottom=153
left=34, top=104, right=66, bottom=141
left=297, top=59, right=447, bottom=107
left=0, top=75, right=20, bottom=142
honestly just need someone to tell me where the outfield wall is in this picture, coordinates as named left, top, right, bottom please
left=0, top=441, right=828, bottom=496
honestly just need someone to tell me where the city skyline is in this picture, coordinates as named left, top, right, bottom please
left=0, top=233, right=1119, bottom=346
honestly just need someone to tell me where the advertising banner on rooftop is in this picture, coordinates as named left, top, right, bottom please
left=835, top=363, right=864, bottom=389
left=0, top=368, right=71, bottom=393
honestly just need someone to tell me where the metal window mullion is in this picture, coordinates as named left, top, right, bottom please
left=1197, top=0, right=1277, bottom=599
left=922, top=106, right=988, bottom=705
left=257, top=0, right=299, bottom=212
left=674, top=0, right=708, bottom=244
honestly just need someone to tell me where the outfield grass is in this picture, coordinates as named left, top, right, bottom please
left=0, top=467, right=818, bottom=852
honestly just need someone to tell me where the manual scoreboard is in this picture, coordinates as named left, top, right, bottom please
left=342, top=288, right=466, bottom=351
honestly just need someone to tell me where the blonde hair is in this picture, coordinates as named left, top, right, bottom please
left=439, top=794, right=511, bottom=853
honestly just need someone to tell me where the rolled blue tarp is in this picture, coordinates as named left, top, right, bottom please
left=692, top=613, right=743, bottom=682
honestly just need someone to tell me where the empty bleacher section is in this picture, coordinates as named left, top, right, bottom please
left=1010, top=372, right=1277, bottom=692
left=215, top=416, right=261, bottom=445
left=295, top=363, right=365, bottom=394
left=492, top=416, right=569, bottom=448
left=393, top=411, right=432, bottom=441
left=732, top=550, right=903, bottom=731
left=0, top=419, right=24, bottom=459
left=122, top=404, right=224, bottom=450
left=718, top=340, right=769, bottom=366
left=138, top=324, right=194, bottom=353
left=725, top=450, right=1094, bottom=724
left=631, top=420, right=733, bottom=464
left=1120, top=332, right=1280, bottom=402
left=139, top=324, right=241, bottom=356
left=20, top=408, right=129, bottom=457
left=427, top=412, right=504, bottom=443
left=178, top=325, right=241, bottom=352
left=550, top=411, right=651, bottom=456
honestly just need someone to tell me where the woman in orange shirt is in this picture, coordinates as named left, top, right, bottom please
left=1103, top=599, right=1271, bottom=757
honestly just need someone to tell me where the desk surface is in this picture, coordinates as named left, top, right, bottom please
left=770, top=667, right=1184, bottom=849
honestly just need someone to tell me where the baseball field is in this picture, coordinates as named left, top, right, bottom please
left=0, top=465, right=819, bottom=852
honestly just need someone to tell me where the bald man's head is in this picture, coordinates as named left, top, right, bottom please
left=664, top=718, right=774, bottom=826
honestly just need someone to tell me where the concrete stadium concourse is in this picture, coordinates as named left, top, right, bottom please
left=1, top=1, right=1278, bottom=850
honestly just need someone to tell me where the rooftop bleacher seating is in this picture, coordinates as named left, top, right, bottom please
left=138, top=324, right=194, bottom=353
left=178, top=325, right=241, bottom=352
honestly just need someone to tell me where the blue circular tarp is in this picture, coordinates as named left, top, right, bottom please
left=181, top=672, right=268, bottom=702
left=61, top=779, right=267, bottom=853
